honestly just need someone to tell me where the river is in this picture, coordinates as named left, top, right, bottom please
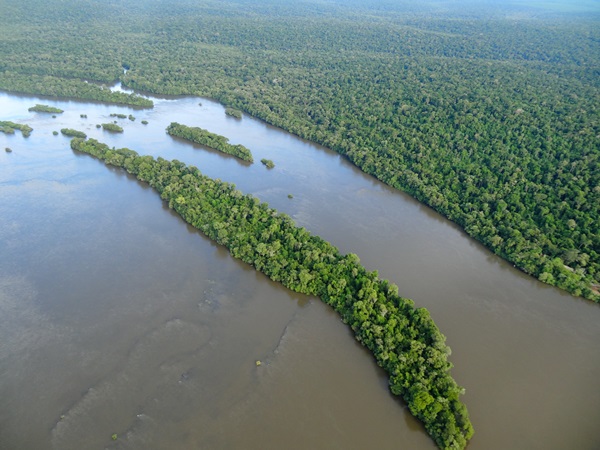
left=1, top=88, right=598, bottom=450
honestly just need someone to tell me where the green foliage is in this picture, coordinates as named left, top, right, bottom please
left=28, top=104, right=63, bottom=113
left=110, top=113, right=127, bottom=119
left=166, top=122, right=253, bottom=162
left=101, top=123, right=123, bottom=133
left=225, top=107, right=242, bottom=119
left=261, top=158, right=275, bottom=169
left=141, top=120, right=148, bottom=125
left=71, top=137, right=474, bottom=449
left=0, top=73, right=153, bottom=108
left=60, top=128, right=87, bottom=139
left=0, top=0, right=596, bottom=300
left=0, top=121, right=32, bottom=137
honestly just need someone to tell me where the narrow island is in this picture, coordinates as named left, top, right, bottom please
left=60, top=128, right=87, bottom=139
left=28, top=104, right=64, bottom=114
left=0, top=121, right=33, bottom=137
left=166, top=122, right=253, bottom=163
left=71, top=137, right=474, bottom=450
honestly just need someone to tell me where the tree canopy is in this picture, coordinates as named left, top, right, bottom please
left=1, top=0, right=597, bottom=300
left=167, top=122, right=254, bottom=162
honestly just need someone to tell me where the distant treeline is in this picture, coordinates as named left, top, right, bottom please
left=0, top=72, right=153, bottom=108
left=71, top=137, right=474, bottom=449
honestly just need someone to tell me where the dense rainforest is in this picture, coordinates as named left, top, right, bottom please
left=71, top=137, right=474, bottom=449
left=1, top=0, right=597, bottom=301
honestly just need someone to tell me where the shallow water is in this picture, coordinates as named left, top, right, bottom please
left=1, top=89, right=598, bottom=449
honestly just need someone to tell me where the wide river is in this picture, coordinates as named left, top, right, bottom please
left=1, top=88, right=598, bottom=450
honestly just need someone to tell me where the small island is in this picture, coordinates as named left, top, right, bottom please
left=166, top=122, right=253, bottom=162
left=60, top=128, right=87, bottom=139
left=28, top=104, right=64, bottom=114
left=101, top=123, right=124, bottom=133
left=261, top=158, right=275, bottom=169
left=109, top=113, right=127, bottom=119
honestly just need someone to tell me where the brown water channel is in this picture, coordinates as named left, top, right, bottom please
left=1, top=89, right=598, bottom=450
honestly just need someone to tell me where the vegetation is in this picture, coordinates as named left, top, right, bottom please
left=166, top=122, right=253, bottom=162
left=53, top=131, right=59, bottom=135
left=261, top=158, right=275, bottom=169
left=71, top=137, right=474, bottom=449
left=225, top=107, right=242, bottom=119
left=0, top=0, right=596, bottom=300
left=101, top=123, right=123, bottom=133
left=110, top=113, right=127, bottom=119
left=5, top=147, right=12, bottom=152
left=0, top=121, right=32, bottom=137
left=0, top=73, right=153, bottom=108
left=60, top=128, right=86, bottom=139
left=28, top=104, right=63, bottom=113
left=141, top=120, right=148, bottom=125
left=80, top=114, right=87, bottom=118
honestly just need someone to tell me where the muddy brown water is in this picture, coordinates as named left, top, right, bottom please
left=1, top=89, right=598, bottom=450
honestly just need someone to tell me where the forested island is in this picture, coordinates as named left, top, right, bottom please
left=261, top=158, right=275, bottom=169
left=101, top=123, right=123, bottom=133
left=0, top=120, right=32, bottom=137
left=28, top=104, right=63, bottom=113
left=60, top=128, right=87, bottom=139
left=167, top=122, right=254, bottom=162
left=71, top=137, right=474, bottom=449
left=0, top=0, right=597, bottom=301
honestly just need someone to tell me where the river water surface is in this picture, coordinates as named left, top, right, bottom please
left=1, top=89, right=599, bottom=450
